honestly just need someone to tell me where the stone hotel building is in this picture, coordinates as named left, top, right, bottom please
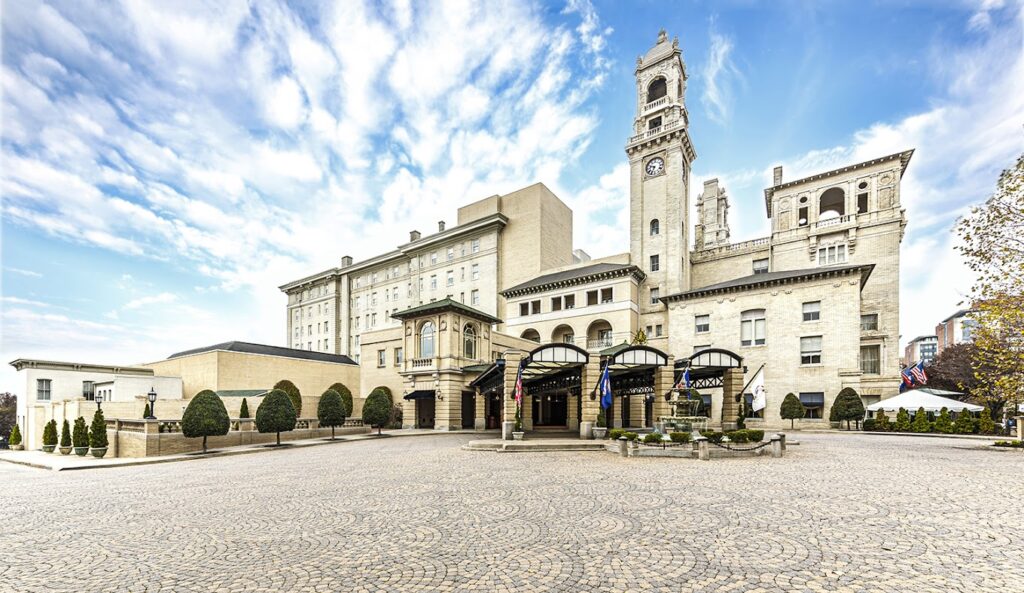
left=280, top=30, right=911, bottom=435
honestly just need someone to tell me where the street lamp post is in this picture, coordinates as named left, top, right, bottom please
left=95, top=392, right=104, bottom=411
left=147, top=387, right=157, bottom=420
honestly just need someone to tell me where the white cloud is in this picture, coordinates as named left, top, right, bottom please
left=3, top=267, right=43, bottom=278
left=701, top=18, right=743, bottom=125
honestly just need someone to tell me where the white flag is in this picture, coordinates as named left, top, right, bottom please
left=750, top=366, right=766, bottom=412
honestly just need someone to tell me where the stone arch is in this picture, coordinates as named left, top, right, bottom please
left=819, top=187, right=845, bottom=219
left=647, top=77, right=667, bottom=102
left=521, top=328, right=541, bottom=343
left=551, top=324, right=576, bottom=345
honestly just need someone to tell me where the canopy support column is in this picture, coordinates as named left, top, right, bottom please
left=580, top=357, right=601, bottom=439
left=502, top=351, right=525, bottom=440
left=722, top=367, right=744, bottom=431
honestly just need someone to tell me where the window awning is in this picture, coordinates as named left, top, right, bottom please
left=800, top=393, right=825, bottom=407
left=403, top=390, right=435, bottom=400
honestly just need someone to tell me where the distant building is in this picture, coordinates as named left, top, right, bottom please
left=935, top=309, right=976, bottom=355
left=905, top=335, right=939, bottom=366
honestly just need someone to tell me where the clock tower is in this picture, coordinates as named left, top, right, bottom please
left=626, top=30, right=697, bottom=335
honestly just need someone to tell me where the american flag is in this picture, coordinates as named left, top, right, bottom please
left=513, top=362, right=525, bottom=406
left=910, top=361, right=928, bottom=385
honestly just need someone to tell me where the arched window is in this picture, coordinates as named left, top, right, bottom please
left=521, top=329, right=541, bottom=343
left=647, top=78, right=667, bottom=102
left=463, top=324, right=477, bottom=359
left=419, top=321, right=435, bottom=358
left=818, top=187, right=845, bottom=219
left=650, top=219, right=660, bottom=236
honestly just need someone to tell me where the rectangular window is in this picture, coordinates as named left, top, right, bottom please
left=857, top=193, right=869, bottom=214
left=377, top=350, right=386, bottom=368
left=695, top=314, right=710, bottom=333
left=395, top=347, right=404, bottom=366
left=564, top=294, right=575, bottom=309
left=650, top=254, right=660, bottom=272
left=371, top=313, right=377, bottom=327
left=447, top=247, right=454, bottom=261
left=430, top=252, right=437, bottom=265
left=551, top=297, right=562, bottom=311
left=752, top=258, right=769, bottom=274
left=601, top=288, right=613, bottom=303
left=430, top=275, right=437, bottom=290
left=860, top=314, right=878, bottom=331
left=694, top=344, right=710, bottom=354
left=800, top=336, right=822, bottom=365
left=743, top=394, right=763, bottom=419
left=587, top=290, right=598, bottom=306
left=324, top=321, right=329, bottom=333
left=800, top=392, right=825, bottom=419
left=460, top=292, right=465, bottom=303
left=798, top=206, right=808, bottom=226
left=472, top=264, right=479, bottom=281
left=393, top=287, right=398, bottom=301
left=446, top=271, right=454, bottom=287
left=371, top=292, right=377, bottom=306
left=860, top=345, right=881, bottom=375
left=802, top=301, right=820, bottom=322
left=650, top=287, right=660, bottom=304
left=471, top=289, right=479, bottom=305
left=655, top=324, right=663, bottom=337
left=817, top=244, right=848, bottom=265
left=520, top=303, right=530, bottom=316
left=530, top=300, right=541, bottom=315
left=384, top=290, right=390, bottom=302
left=646, top=325, right=653, bottom=336
left=471, top=239, right=480, bottom=253
left=740, top=311, right=766, bottom=346
left=460, top=267, right=465, bottom=281
left=82, top=381, right=95, bottom=400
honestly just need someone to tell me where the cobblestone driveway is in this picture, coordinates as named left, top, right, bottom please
left=2, top=433, right=1021, bottom=592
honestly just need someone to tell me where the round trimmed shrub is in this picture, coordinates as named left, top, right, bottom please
left=669, top=432, right=690, bottom=444
left=362, top=388, right=392, bottom=436
left=317, top=389, right=347, bottom=439
left=273, top=380, right=302, bottom=417
left=780, top=392, right=804, bottom=429
left=977, top=408, right=995, bottom=435
left=608, top=428, right=626, bottom=441
left=623, top=431, right=639, bottom=442
left=182, top=390, right=230, bottom=453
left=834, top=387, right=866, bottom=430
left=89, top=409, right=108, bottom=449
left=874, top=409, right=891, bottom=431
left=643, top=432, right=663, bottom=445
left=328, top=383, right=354, bottom=417
left=256, top=389, right=297, bottom=446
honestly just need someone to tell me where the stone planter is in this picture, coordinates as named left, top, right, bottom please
left=59, top=446, right=73, bottom=455
left=10, top=444, right=23, bottom=451
left=512, top=432, right=525, bottom=441
left=90, top=447, right=108, bottom=459
left=593, top=427, right=608, bottom=439
left=42, top=444, right=56, bottom=453
left=73, top=446, right=89, bottom=456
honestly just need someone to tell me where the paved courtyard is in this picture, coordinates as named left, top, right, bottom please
left=2, top=433, right=1021, bottom=593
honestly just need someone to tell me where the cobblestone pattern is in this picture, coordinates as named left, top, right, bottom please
left=2, top=433, right=1021, bottom=592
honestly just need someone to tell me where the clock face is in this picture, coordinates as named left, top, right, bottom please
left=645, top=158, right=664, bottom=176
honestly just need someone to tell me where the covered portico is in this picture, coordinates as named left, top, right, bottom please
left=675, top=348, right=746, bottom=430
left=599, top=344, right=674, bottom=430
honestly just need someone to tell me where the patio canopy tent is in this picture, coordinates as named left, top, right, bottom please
left=865, top=388, right=983, bottom=414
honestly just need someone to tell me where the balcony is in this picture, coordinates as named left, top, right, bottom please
left=813, top=214, right=855, bottom=230
left=642, top=96, right=669, bottom=113
left=411, top=358, right=434, bottom=369
left=627, top=118, right=684, bottom=145
left=587, top=338, right=614, bottom=350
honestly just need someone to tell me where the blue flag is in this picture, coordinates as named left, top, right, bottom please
left=598, top=365, right=612, bottom=409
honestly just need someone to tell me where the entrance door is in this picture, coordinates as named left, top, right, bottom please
left=533, top=392, right=568, bottom=427
left=461, top=392, right=476, bottom=429
left=416, top=399, right=435, bottom=429
left=621, top=395, right=631, bottom=427
left=645, top=395, right=654, bottom=428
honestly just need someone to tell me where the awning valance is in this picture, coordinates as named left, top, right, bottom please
left=404, top=390, right=435, bottom=401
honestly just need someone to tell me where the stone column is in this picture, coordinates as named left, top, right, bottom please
left=474, top=391, right=486, bottom=430
left=721, top=367, right=744, bottom=431
left=402, top=377, right=417, bottom=429
left=435, top=375, right=461, bottom=431
left=579, top=358, right=601, bottom=439
left=567, top=393, right=579, bottom=431
left=522, top=394, right=534, bottom=431
left=502, top=351, right=524, bottom=440
left=653, top=358, right=674, bottom=426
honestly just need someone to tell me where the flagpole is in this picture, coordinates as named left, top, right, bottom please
left=737, top=363, right=766, bottom=397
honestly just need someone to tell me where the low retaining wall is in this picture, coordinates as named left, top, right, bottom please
left=105, top=418, right=368, bottom=458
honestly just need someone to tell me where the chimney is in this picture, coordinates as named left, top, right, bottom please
left=340, top=255, right=353, bottom=268
left=438, top=220, right=446, bottom=232
left=773, top=166, right=783, bottom=187
left=702, top=178, right=719, bottom=196
left=410, top=230, right=421, bottom=242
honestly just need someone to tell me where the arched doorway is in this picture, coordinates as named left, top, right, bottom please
left=521, top=343, right=590, bottom=430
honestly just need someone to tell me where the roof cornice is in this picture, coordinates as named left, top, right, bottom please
left=8, top=359, right=156, bottom=374
left=501, top=265, right=647, bottom=298
left=660, top=264, right=874, bottom=303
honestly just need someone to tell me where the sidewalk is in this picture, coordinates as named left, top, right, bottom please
left=797, top=429, right=1008, bottom=441
left=0, top=428, right=492, bottom=471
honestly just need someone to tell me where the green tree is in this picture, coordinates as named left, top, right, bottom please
left=317, top=389, right=347, bottom=440
left=834, top=388, right=866, bottom=430
left=328, top=383, right=354, bottom=417
left=829, top=397, right=843, bottom=425
left=273, top=379, right=303, bottom=417
left=0, top=392, right=16, bottom=441
left=182, top=390, right=231, bottom=453
left=933, top=407, right=954, bottom=434
left=239, top=398, right=250, bottom=419
left=895, top=408, right=911, bottom=432
left=977, top=407, right=996, bottom=435
left=954, top=410, right=976, bottom=434
left=72, top=417, right=88, bottom=449
left=362, top=388, right=391, bottom=436
left=60, top=419, right=72, bottom=448
left=780, top=393, right=804, bottom=429
left=956, top=154, right=1024, bottom=421
left=255, top=389, right=297, bottom=446
left=89, top=409, right=108, bottom=449
left=143, top=402, right=151, bottom=418
left=910, top=407, right=931, bottom=433
left=42, top=419, right=58, bottom=449
left=875, top=409, right=891, bottom=432
left=8, top=423, right=22, bottom=446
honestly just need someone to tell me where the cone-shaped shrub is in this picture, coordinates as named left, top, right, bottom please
left=273, top=380, right=302, bottom=417
left=72, top=417, right=88, bottom=448
left=895, top=408, right=911, bottom=432
left=328, top=383, right=353, bottom=417
left=60, top=419, right=72, bottom=447
left=89, top=409, right=108, bottom=449
left=362, top=388, right=391, bottom=436
left=875, top=409, right=891, bottom=432
left=780, top=393, right=804, bottom=429
left=9, top=423, right=22, bottom=446
left=317, top=389, right=346, bottom=440
left=835, top=387, right=866, bottom=430
left=954, top=410, right=975, bottom=434
left=910, top=407, right=931, bottom=433
left=239, top=398, right=250, bottom=419
left=977, top=408, right=995, bottom=435
left=256, top=388, right=297, bottom=445
left=933, top=407, right=954, bottom=434
left=143, top=402, right=151, bottom=418
left=42, top=419, right=58, bottom=448
left=182, top=389, right=230, bottom=453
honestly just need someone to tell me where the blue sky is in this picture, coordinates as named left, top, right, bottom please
left=2, top=0, right=1022, bottom=394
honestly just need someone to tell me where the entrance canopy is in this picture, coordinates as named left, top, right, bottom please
left=404, top=390, right=436, bottom=400
left=865, top=389, right=982, bottom=413
left=521, top=343, right=589, bottom=394
left=600, top=345, right=668, bottom=395
left=675, top=348, right=744, bottom=389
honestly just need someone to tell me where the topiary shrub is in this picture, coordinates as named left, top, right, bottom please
left=835, top=387, right=866, bottom=430
left=933, top=407, right=954, bottom=434
left=895, top=408, right=911, bottom=432
left=72, top=417, right=88, bottom=451
left=60, top=419, right=72, bottom=447
left=745, top=429, right=764, bottom=442
left=954, top=410, right=975, bottom=434
left=9, top=423, right=22, bottom=447
left=725, top=429, right=749, bottom=443
left=700, top=430, right=723, bottom=444
left=608, top=428, right=626, bottom=441
left=273, top=380, right=302, bottom=417
left=910, top=407, right=931, bottom=433
left=669, top=432, right=690, bottom=444
left=255, top=389, right=297, bottom=446
left=362, top=388, right=391, bottom=436
left=317, top=389, right=347, bottom=440
left=89, top=409, right=108, bottom=450
left=143, top=403, right=151, bottom=418
left=239, top=398, right=250, bottom=419
left=780, top=393, right=804, bottom=429
left=42, top=419, right=58, bottom=451
left=643, top=432, right=663, bottom=445
left=328, top=383, right=354, bottom=417
left=623, top=431, right=639, bottom=442
left=182, top=389, right=231, bottom=453
left=977, top=408, right=995, bottom=435
left=862, top=418, right=877, bottom=431
left=875, top=409, right=891, bottom=431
